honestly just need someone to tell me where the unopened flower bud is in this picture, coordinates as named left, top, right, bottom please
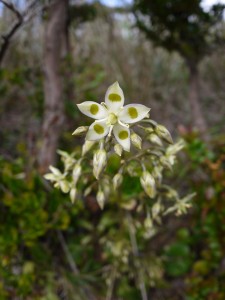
left=72, top=126, right=88, bottom=136
left=82, top=140, right=95, bottom=156
left=93, top=149, right=107, bottom=180
left=84, top=185, right=92, bottom=197
left=121, top=199, right=137, bottom=210
left=102, top=177, right=110, bottom=196
left=167, top=155, right=176, bottom=166
left=155, top=124, right=173, bottom=144
left=60, top=180, right=70, bottom=193
left=131, top=132, right=142, bottom=150
left=160, top=156, right=173, bottom=171
left=147, top=133, right=162, bottom=146
left=152, top=166, right=162, bottom=184
left=144, top=127, right=154, bottom=134
left=96, top=188, right=105, bottom=210
left=166, top=140, right=185, bottom=156
left=114, top=143, right=123, bottom=156
left=113, top=173, right=123, bottom=190
left=70, top=187, right=77, bottom=204
left=140, top=171, right=156, bottom=198
left=72, top=163, right=81, bottom=185
left=152, top=201, right=161, bottom=220
left=144, top=215, right=153, bottom=229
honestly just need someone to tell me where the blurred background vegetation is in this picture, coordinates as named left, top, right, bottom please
left=0, top=0, right=225, bottom=299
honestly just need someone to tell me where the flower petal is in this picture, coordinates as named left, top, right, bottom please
left=113, top=123, right=130, bottom=151
left=86, top=120, right=109, bottom=141
left=118, top=104, right=150, bottom=124
left=105, top=82, right=124, bottom=112
left=77, top=101, right=108, bottom=120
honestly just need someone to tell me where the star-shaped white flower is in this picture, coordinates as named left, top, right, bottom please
left=77, top=82, right=150, bottom=151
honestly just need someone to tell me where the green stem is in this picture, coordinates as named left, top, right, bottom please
left=126, top=213, right=148, bottom=300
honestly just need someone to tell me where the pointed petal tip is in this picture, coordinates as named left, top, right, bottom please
left=112, top=81, right=120, bottom=87
left=124, top=147, right=130, bottom=152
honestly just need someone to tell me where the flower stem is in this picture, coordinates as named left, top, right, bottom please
left=126, top=213, right=148, bottom=300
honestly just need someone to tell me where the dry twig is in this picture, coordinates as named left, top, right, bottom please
left=0, top=0, right=42, bottom=65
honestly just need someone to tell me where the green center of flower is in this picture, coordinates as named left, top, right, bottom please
left=108, top=93, right=121, bottom=102
left=107, top=113, right=118, bottom=125
left=94, top=124, right=104, bottom=134
left=90, top=104, right=99, bottom=115
left=119, top=130, right=128, bottom=140
left=128, top=107, right=138, bottom=119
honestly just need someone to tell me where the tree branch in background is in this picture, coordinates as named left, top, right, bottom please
left=38, top=0, right=68, bottom=173
left=0, top=0, right=42, bottom=66
left=0, top=0, right=23, bottom=65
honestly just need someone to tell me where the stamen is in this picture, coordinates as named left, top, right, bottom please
left=108, top=125, right=113, bottom=137
left=107, top=113, right=118, bottom=126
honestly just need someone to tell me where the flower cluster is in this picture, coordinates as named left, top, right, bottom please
left=45, top=82, right=193, bottom=221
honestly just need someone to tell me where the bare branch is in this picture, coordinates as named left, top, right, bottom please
left=57, top=230, right=97, bottom=300
left=0, top=0, right=43, bottom=65
left=0, top=0, right=23, bottom=65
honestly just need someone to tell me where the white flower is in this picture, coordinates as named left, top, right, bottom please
left=77, top=82, right=150, bottom=151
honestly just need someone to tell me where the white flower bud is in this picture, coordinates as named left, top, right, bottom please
left=167, top=155, right=176, bottom=166
left=140, top=171, right=156, bottom=198
left=70, top=187, right=77, bottom=204
left=82, top=140, right=95, bottom=156
left=166, top=140, right=185, bottom=156
left=160, top=156, right=173, bottom=171
left=131, top=132, right=142, bottom=150
left=155, top=124, right=173, bottom=144
left=121, top=199, right=137, bottom=210
left=93, top=149, right=107, bottom=180
left=102, top=177, right=111, bottom=196
left=152, top=166, right=162, bottom=184
left=144, top=215, right=153, bottom=229
left=72, top=126, right=88, bottom=136
left=152, top=201, right=161, bottom=220
left=72, top=163, right=81, bottom=185
left=96, top=188, right=105, bottom=210
left=113, top=173, right=123, bottom=190
left=114, top=143, right=123, bottom=156
left=145, top=127, right=154, bottom=134
left=147, top=133, right=162, bottom=146
left=84, top=185, right=92, bottom=197
left=59, top=180, right=70, bottom=193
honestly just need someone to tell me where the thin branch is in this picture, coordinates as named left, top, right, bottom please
left=0, top=0, right=23, bottom=64
left=57, top=230, right=97, bottom=300
left=57, top=230, right=80, bottom=275
left=127, top=212, right=149, bottom=300
left=0, top=0, right=43, bottom=65
left=106, top=266, right=116, bottom=300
